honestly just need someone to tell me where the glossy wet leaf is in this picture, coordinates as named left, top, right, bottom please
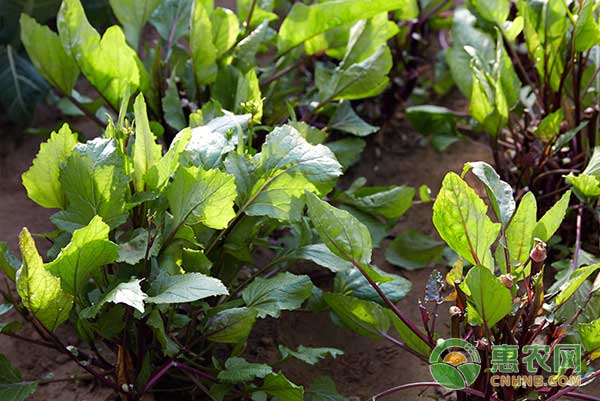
left=433, top=173, right=500, bottom=270
left=16, top=228, right=72, bottom=331
left=22, top=123, right=78, bottom=209
left=385, top=229, right=445, bottom=270
left=242, top=273, right=313, bottom=318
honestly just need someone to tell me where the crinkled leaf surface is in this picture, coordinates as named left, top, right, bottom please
left=217, top=357, right=272, bottom=383
left=278, top=345, right=343, bottom=365
left=146, top=272, right=228, bottom=304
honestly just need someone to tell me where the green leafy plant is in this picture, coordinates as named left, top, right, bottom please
left=17, top=0, right=416, bottom=146
left=415, top=1, right=600, bottom=202
left=0, top=93, right=372, bottom=401
left=305, top=160, right=600, bottom=401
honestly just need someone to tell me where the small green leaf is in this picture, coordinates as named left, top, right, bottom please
left=459, top=265, right=512, bottom=328
left=22, top=123, right=78, bottom=209
left=535, top=110, right=564, bottom=142
left=218, top=357, right=272, bottom=383
left=211, top=8, right=239, bottom=57
left=243, top=273, right=313, bottom=318
left=335, top=185, right=415, bottom=220
left=574, top=0, right=600, bottom=52
left=146, top=272, right=228, bottom=304
left=334, top=266, right=411, bottom=304
left=470, top=0, right=510, bottom=26
left=385, top=229, right=445, bottom=270
left=20, top=14, right=79, bottom=95
left=388, top=311, right=431, bottom=357
left=329, top=101, right=378, bottom=136
left=532, top=190, right=571, bottom=242
left=16, top=228, right=73, bottom=331
left=433, top=173, right=500, bottom=270
left=325, top=138, right=366, bottom=171
left=292, top=244, right=354, bottom=272
left=162, top=74, right=186, bottom=131
left=555, top=264, right=600, bottom=306
left=256, top=372, right=303, bottom=401
left=108, top=0, right=161, bottom=47
left=0, top=243, right=19, bottom=282
left=146, top=128, right=192, bottom=191
left=498, top=192, right=537, bottom=272
left=278, top=345, right=343, bottom=365
left=206, top=307, right=257, bottom=344
left=0, top=353, right=37, bottom=401
left=167, top=166, right=237, bottom=230
left=46, top=215, right=119, bottom=296
left=324, top=293, right=390, bottom=338
left=80, top=279, right=147, bottom=318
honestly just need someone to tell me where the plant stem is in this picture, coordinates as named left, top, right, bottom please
left=144, top=360, right=216, bottom=393
left=572, top=202, right=584, bottom=271
left=380, top=332, right=428, bottom=363
left=260, top=57, right=307, bottom=89
left=371, top=381, right=499, bottom=401
left=244, top=0, right=258, bottom=34
left=351, top=260, right=432, bottom=346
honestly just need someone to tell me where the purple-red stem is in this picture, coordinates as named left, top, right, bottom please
left=143, top=360, right=216, bottom=394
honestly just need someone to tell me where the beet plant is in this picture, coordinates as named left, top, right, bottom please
left=306, top=161, right=600, bottom=401
left=0, top=87, right=422, bottom=400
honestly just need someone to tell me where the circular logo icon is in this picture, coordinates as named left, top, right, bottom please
left=429, top=338, right=481, bottom=390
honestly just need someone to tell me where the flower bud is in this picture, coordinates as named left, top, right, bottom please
left=530, top=239, right=547, bottom=263
left=500, top=274, right=514, bottom=289
left=449, top=306, right=462, bottom=318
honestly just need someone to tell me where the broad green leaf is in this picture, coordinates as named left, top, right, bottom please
left=388, top=311, right=432, bottom=357
left=463, top=161, right=515, bottom=226
left=277, top=0, right=407, bottom=54
left=278, top=345, right=343, bottom=365
left=567, top=173, right=600, bottom=198
left=555, top=264, right=600, bottom=306
left=292, top=244, right=354, bottom=272
left=329, top=101, right=378, bottom=136
left=233, top=20, right=270, bottom=72
left=574, top=0, right=600, bottom=52
left=0, top=45, right=49, bottom=125
left=532, top=190, right=571, bottom=242
left=459, top=265, right=512, bottom=327
left=0, top=353, right=37, bottom=401
left=147, top=308, right=179, bottom=356
left=498, top=192, right=537, bottom=272
left=46, top=216, right=119, bottom=296
left=217, top=357, right=272, bottom=383
left=0, top=243, right=19, bottom=282
left=326, top=138, right=366, bottom=171
left=335, top=185, right=415, bottom=220
left=324, top=293, right=390, bottom=338
left=257, top=125, right=342, bottom=188
left=80, top=279, right=147, bottom=318
left=318, top=45, right=392, bottom=101
left=211, top=8, right=239, bottom=57
left=341, top=13, right=399, bottom=67
left=339, top=205, right=387, bottom=248
left=385, top=229, right=445, bottom=270
left=58, top=0, right=150, bottom=109
left=242, top=273, right=313, bottom=318
left=19, top=14, right=79, bottom=95
left=22, top=123, right=78, bottom=209
left=305, top=376, right=348, bottom=401
left=133, top=94, right=162, bottom=192
left=406, top=105, right=459, bottom=138
left=305, top=192, right=371, bottom=265
left=146, top=272, right=228, bottom=304
left=146, top=128, right=192, bottom=191
left=245, top=172, right=314, bottom=221
left=334, top=266, right=411, bottom=304
left=190, top=0, right=217, bottom=86
left=206, top=307, right=257, bottom=343
left=257, top=372, right=303, bottom=401
left=51, top=138, right=128, bottom=232
left=224, top=152, right=256, bottom=206
left=470, top=0, right=510, bottom=26
left=16, top=228, right=72, bottom=331
left=108, top=0, right=161, bottom=47
left=578, top=318, right=600, bottom=360
left=535, top=109, right=564, bottom=142
left=167, top=166, right=237, bottom=230
left=433, top=173, right=500, bottom=270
